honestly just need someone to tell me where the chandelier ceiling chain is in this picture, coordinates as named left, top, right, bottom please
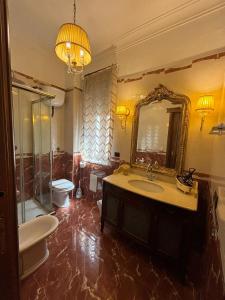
left=73, top=0, right=76, bottom=24
left=55, top=0, right=91, bottom=74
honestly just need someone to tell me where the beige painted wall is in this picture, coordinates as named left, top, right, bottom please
left=10, top=36, right=67, bottom=89
left=210, top=74, right=225, bottom=178
left=52, top=106, right=65, bottom=152
left=64, top=91, right=74, bottom=154
left=64, top=89, right=82, bottom=154
left=52, top=53, right=225, bottom=178
left=112, top=56, right=225, bottom=177
left=12, top=87, right=54, bottom=155
left=12, top=88, right=33, bottom=155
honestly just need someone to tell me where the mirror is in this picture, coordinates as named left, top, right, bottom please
left=131, top=85, right=190, bottom=175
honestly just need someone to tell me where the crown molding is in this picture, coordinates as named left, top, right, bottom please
left=117, top=0, right=199, bottom=42
left=116, top=1, right=225, bottom=53
left=93, top=46, right=117, bottom=59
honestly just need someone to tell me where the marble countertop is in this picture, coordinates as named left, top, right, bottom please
left=103, top=173, right=198, bottom=212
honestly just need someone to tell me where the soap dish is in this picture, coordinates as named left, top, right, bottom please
left=176, top=178, right=192, bottom=194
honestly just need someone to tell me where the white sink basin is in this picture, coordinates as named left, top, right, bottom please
left=128, top=179, right=164, bottom=193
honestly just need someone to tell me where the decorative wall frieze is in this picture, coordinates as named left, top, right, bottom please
left=12, top=70, right=65, bottom=91
left=12, top=70, right=83, bottom=93
left=165, top=64, right=192, bottom=74
left=118, top=50, right=225, bottom=84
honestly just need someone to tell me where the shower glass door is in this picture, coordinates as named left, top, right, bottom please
left=32, top=98, right=52, bottom=211
left=12, top=85, right=53, bottom=224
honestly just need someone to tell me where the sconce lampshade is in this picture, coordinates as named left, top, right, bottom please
left=115, top=105, right=130, bottom=130
left=55, top=23, right=91, bottom=67
left=195, top=95, right=215, bottom=131
left=116, top=105, right=130, bottom=117
left=196, top=95, right=215, bottom=115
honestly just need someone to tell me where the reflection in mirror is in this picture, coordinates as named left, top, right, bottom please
left=136, top=100, right=182, bottom=169
left=131, top=85, right=190, bottom=175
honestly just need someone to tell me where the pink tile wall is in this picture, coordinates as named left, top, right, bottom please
left=16, top=154, right=33, bottom=201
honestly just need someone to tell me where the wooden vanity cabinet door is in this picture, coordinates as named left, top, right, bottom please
left=102, top=183, right=122, bottom=227
left=152, top=205, right=186, bottom=261
left=121, top=195, right=153, bottom=245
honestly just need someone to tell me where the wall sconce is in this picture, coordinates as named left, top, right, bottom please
left=115, top=105, right=130, bottom=130
left=195, top=95, right=214, bottom=131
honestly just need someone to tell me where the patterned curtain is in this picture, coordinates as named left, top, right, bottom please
left=81, top=66, right=117, bottom=165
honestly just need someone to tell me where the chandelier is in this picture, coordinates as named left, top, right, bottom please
left=55, top=0, right=91, bottom=73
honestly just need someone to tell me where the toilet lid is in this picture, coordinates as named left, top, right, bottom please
left=51, top=179, right=74, bottom=191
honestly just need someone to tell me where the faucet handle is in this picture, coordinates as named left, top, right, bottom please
left=154, top=161, right=159, bottom=169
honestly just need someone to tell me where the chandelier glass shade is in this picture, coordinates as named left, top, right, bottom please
left=55, top=1, right=91, bottom=73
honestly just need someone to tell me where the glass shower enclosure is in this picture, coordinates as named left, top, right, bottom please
left=12, top=83, right=55, bottom=224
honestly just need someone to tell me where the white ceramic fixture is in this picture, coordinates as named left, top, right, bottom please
left=19, top=215, right=59, bottom=279
left=128, top=179, right=164, bottom=193
left=51, top=179, right=74, bottom=207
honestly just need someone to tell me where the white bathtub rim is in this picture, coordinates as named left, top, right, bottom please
left=19, top=215, right=59, bottom=253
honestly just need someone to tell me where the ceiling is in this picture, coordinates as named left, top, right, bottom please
left=8, top=0, right=225, bottom=57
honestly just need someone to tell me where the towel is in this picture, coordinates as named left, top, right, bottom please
left=89, top=174, right=97, bottom=192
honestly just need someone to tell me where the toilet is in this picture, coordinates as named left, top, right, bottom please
left=51, top=179, right=75, bottom=207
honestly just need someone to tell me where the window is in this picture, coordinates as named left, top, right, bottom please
left=81, top=66, right=117, bottom=165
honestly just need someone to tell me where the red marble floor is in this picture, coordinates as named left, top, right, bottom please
left=21, top=198, right=199, bottom=300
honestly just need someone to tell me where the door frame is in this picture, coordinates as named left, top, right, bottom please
left=0, top=0, right=20, bottom=299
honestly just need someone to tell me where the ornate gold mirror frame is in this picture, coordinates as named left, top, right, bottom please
left=131, top=84, right=190, bottom=176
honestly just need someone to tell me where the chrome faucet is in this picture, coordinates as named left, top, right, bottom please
left=146, top=160, right=159, bottom=181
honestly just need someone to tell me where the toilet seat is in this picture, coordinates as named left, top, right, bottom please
left=51, top=179, right=74, bottom=208
left=52, top=179, right=74, bottom=192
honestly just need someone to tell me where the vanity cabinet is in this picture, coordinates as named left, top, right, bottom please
left=101, top=181, right=196, bottom=277
left=122, top=195, right=153, bottom=245
left=103, top=189, right=120, bottom=226
left=153, top=206, right=184, bottom=259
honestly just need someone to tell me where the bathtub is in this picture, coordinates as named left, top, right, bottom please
left=19, top=215, right=59, bottom=279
